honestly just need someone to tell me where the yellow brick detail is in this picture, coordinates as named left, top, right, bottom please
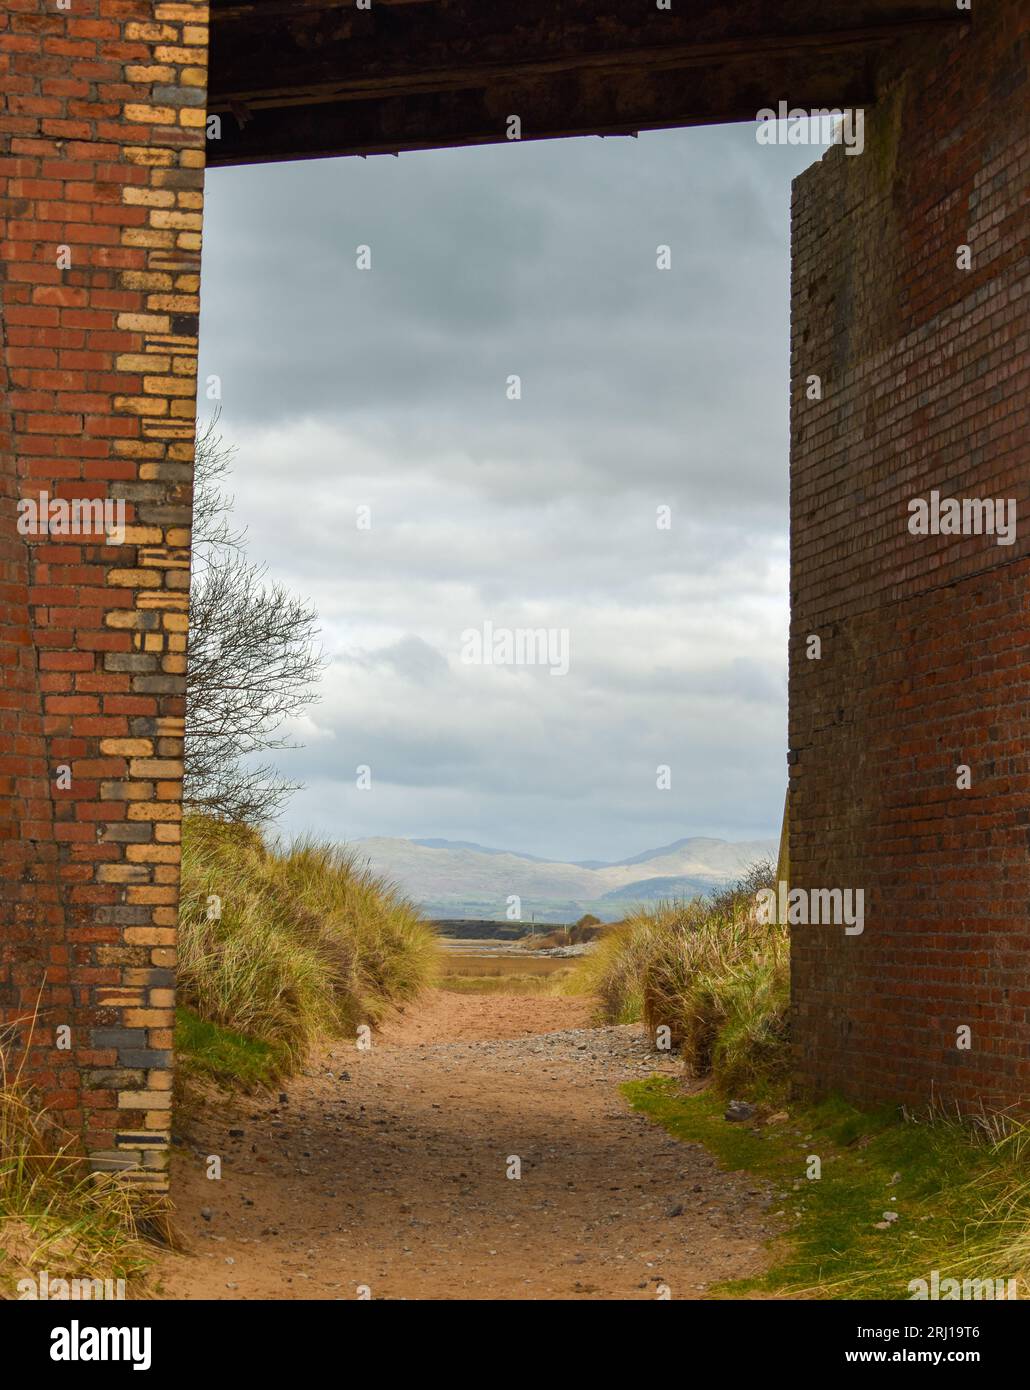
left=125, top=887, right=180, bottom=906
left=150, top=209, right=203, bottom=231
left=145, top=295, right=200, bottom=314
left=156, top=4, right=209, bottom=21
left=118, top=1088, right=172, bottom=1109
left=114, top=395, right=168, bottom=416
left=126, top=844, right=181, bottom=864
left=123, top=147, right=175, bottom=167
left=121, top=526, right=165, bottom=545
left=154, top=45, right=195, bottom=64
left=116, top=353, right=172, bottom=373
left=114, top=441, right=165, bottom=460
left=122, top=229, right=176, bottom=249
left=100, top=739, right=154, bottom=756
left=124, top=927, right=177, bottom=947
left=106, top=569, right=162, bottom=588
left=128, top=802, right=182, bottom=822
left=124, top=188, right=176, bottom=208
left=96, top=864, right=151, bottom=884
left=104, top=611, right=143, bottom=630
left=143, top=374, right=198, bottom=395
left=125, top=65, right=176, bottom=83
left=129, top=759, right=184, bottom=778
left=117, top=312, right=171, bottom=333
left=124, top=104, right=178, bottom=126
left=124, top=22, right=181, bottom=42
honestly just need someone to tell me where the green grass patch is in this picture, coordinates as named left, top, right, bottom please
left=624, top=1076, right=1030, bottom=1301
left=174, top=1007, right=287, bottom=1091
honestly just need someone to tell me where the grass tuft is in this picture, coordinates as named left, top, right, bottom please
left=0, top=1046, right=164, bottom=1299
left=176, top=813, right=439, bottom=1080
left=568, top=862, right=788, bottom=1096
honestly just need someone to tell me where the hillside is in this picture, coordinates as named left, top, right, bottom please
left=351, top=834, right=777, bottom=922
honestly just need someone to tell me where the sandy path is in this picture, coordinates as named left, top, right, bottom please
left=155, top=991, right=776, bottom=1300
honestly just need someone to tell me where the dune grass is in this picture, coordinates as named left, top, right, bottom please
left=568, top=863, right=788, bottom=1097
left=175, top=813, right=439, bottom=1084
left=0, top=1050, right=163, bottom=1300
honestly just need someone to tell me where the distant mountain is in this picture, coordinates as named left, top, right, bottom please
left=599, top=875, right=718, bottom=903
left=412, top=838, right=549, bottom=863
left=353, top=834, right=777, bottom=923
left=607, top=836, right=780, bottom=876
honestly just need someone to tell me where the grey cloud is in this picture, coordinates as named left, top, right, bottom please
left=197, top=122, right=821, bottom=860
left=342, top=635, right=450, bottom=685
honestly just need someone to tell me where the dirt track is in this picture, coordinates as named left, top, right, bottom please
left=156, top=991, right=775, bottom=1300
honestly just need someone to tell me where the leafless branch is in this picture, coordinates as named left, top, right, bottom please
left=184, top=418, right=326, bottom=823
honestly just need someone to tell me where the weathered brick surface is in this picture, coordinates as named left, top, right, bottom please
left=0, top=0, right=208, bottom=1185
left=789, top=0, right=1029, bottom=1109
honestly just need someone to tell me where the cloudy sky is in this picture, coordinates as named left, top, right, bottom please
left=197, top=123, right=823, bottom=863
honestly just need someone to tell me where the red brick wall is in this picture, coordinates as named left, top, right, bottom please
left=0, top=0, right=208, bottom=1183
left=789, top=0, right=1030, bottom=1110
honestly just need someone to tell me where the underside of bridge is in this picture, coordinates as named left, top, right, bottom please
left=204, top=0, right=965, bottom=165
left=0, top=0, right=1026, bottom=1188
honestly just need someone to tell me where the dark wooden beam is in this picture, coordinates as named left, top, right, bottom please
left=206, top=0, right=967, bottom=167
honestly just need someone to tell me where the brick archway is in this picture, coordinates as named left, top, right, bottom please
left=1, top=0, right=1025, bottom=1188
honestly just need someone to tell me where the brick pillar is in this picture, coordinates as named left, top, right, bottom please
left=0, top=1, right=208, bottom=1186
left=789, top=0, right=1029, bottom=1110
